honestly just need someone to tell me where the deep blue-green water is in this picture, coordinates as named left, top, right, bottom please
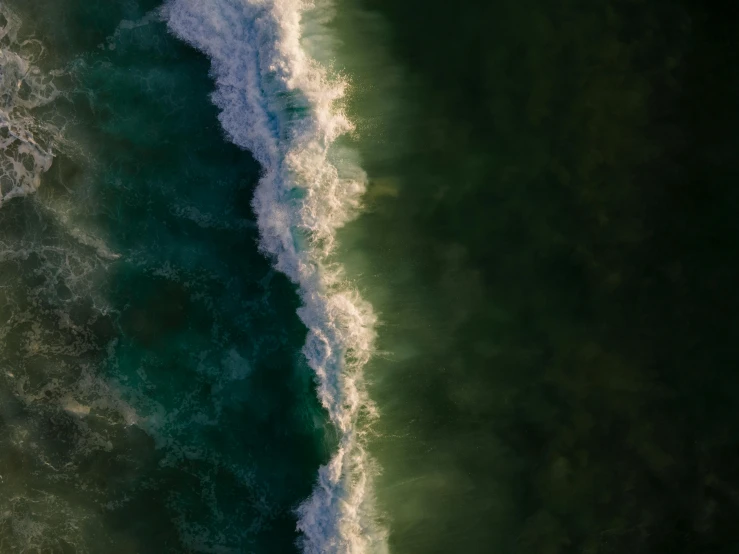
left=0, top=1, right=332, bottom=551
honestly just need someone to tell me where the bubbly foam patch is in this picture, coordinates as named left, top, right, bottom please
left=0, top=227, right=124, bottom=553
left=164, top=1, right=387, bottom=552
left=0, top=5, right=64, bottom=206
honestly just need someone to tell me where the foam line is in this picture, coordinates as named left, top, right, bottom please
left=163, top=1, right=387, bottom=552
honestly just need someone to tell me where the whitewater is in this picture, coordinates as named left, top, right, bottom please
left=163, top=1, right=387, bottom=552
left=0, top=5, right=64, bottom=206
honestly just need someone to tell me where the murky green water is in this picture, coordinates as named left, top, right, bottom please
left=332, top=0, right=739, bottom=552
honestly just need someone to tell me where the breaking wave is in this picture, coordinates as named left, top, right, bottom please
left=163, top=1, right=387, bottom=552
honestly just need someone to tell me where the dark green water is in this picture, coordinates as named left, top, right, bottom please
left=332, top=0, right=739, bottom=552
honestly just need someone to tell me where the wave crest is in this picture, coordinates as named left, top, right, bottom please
left=163, top=1, right=387, bottom=553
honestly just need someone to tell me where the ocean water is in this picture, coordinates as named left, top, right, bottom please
left=330, top=0, right=739, bottom=552
left=3, top=0, right=739, bottom=553
left=0, top=1, right=332, bottom=551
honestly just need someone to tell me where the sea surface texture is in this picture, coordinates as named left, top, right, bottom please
left=0, top=1, right=335, bottom=551
left=2, top=0, right=739, bottom=553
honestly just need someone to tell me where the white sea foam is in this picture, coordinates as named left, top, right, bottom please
left=163, top=1, right=387, bottom=552
left=0, top=5, right=65, bottom=206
